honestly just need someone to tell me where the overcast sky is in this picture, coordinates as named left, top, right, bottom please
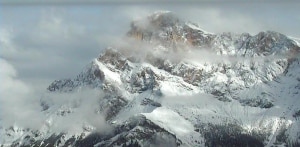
left=1, top=0, right=300, bottom=92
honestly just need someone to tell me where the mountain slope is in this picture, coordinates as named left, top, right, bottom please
left=1, top=11, right=300, bottom=147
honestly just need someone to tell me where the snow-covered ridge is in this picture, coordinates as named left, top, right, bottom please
left=289, top=36, right=300, bottom=47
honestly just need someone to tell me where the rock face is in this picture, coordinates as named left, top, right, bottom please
left=1, top=11, right=300, bottom=147
left=127, top=11, right=213, bottom=48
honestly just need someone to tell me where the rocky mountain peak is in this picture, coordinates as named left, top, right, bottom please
left=130, top=11, right=179, bottom=31
left=127, top=12, right=299, bottom=56
left=252, top=31, right=300, bottom=55
left=127, top=11, right=212, bottom=49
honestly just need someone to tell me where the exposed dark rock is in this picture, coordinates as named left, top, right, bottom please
left=240, top=98, right=274, bottom=108
left=141, top=98, right=161, bottom=107
left=195, top=123, right=266, bottom=147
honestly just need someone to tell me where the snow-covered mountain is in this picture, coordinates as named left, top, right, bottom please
left=1, top=11, right=300, bottom=147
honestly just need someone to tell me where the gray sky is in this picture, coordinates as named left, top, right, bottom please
left=1, top=0, right=300, bottom=91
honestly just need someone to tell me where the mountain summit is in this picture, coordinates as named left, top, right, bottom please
left=2, top=11, right=300, bottom=147
left=128, top=11, right=213, bottom=48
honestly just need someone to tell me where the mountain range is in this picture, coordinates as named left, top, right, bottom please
left=1, top=11, right=300, bottom=147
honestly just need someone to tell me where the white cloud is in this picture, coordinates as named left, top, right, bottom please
left=42, top=88, right=113, bottom=134
left=0, top=58, right=112, bottom=134
left=0, top=58, right=45, bottom=129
